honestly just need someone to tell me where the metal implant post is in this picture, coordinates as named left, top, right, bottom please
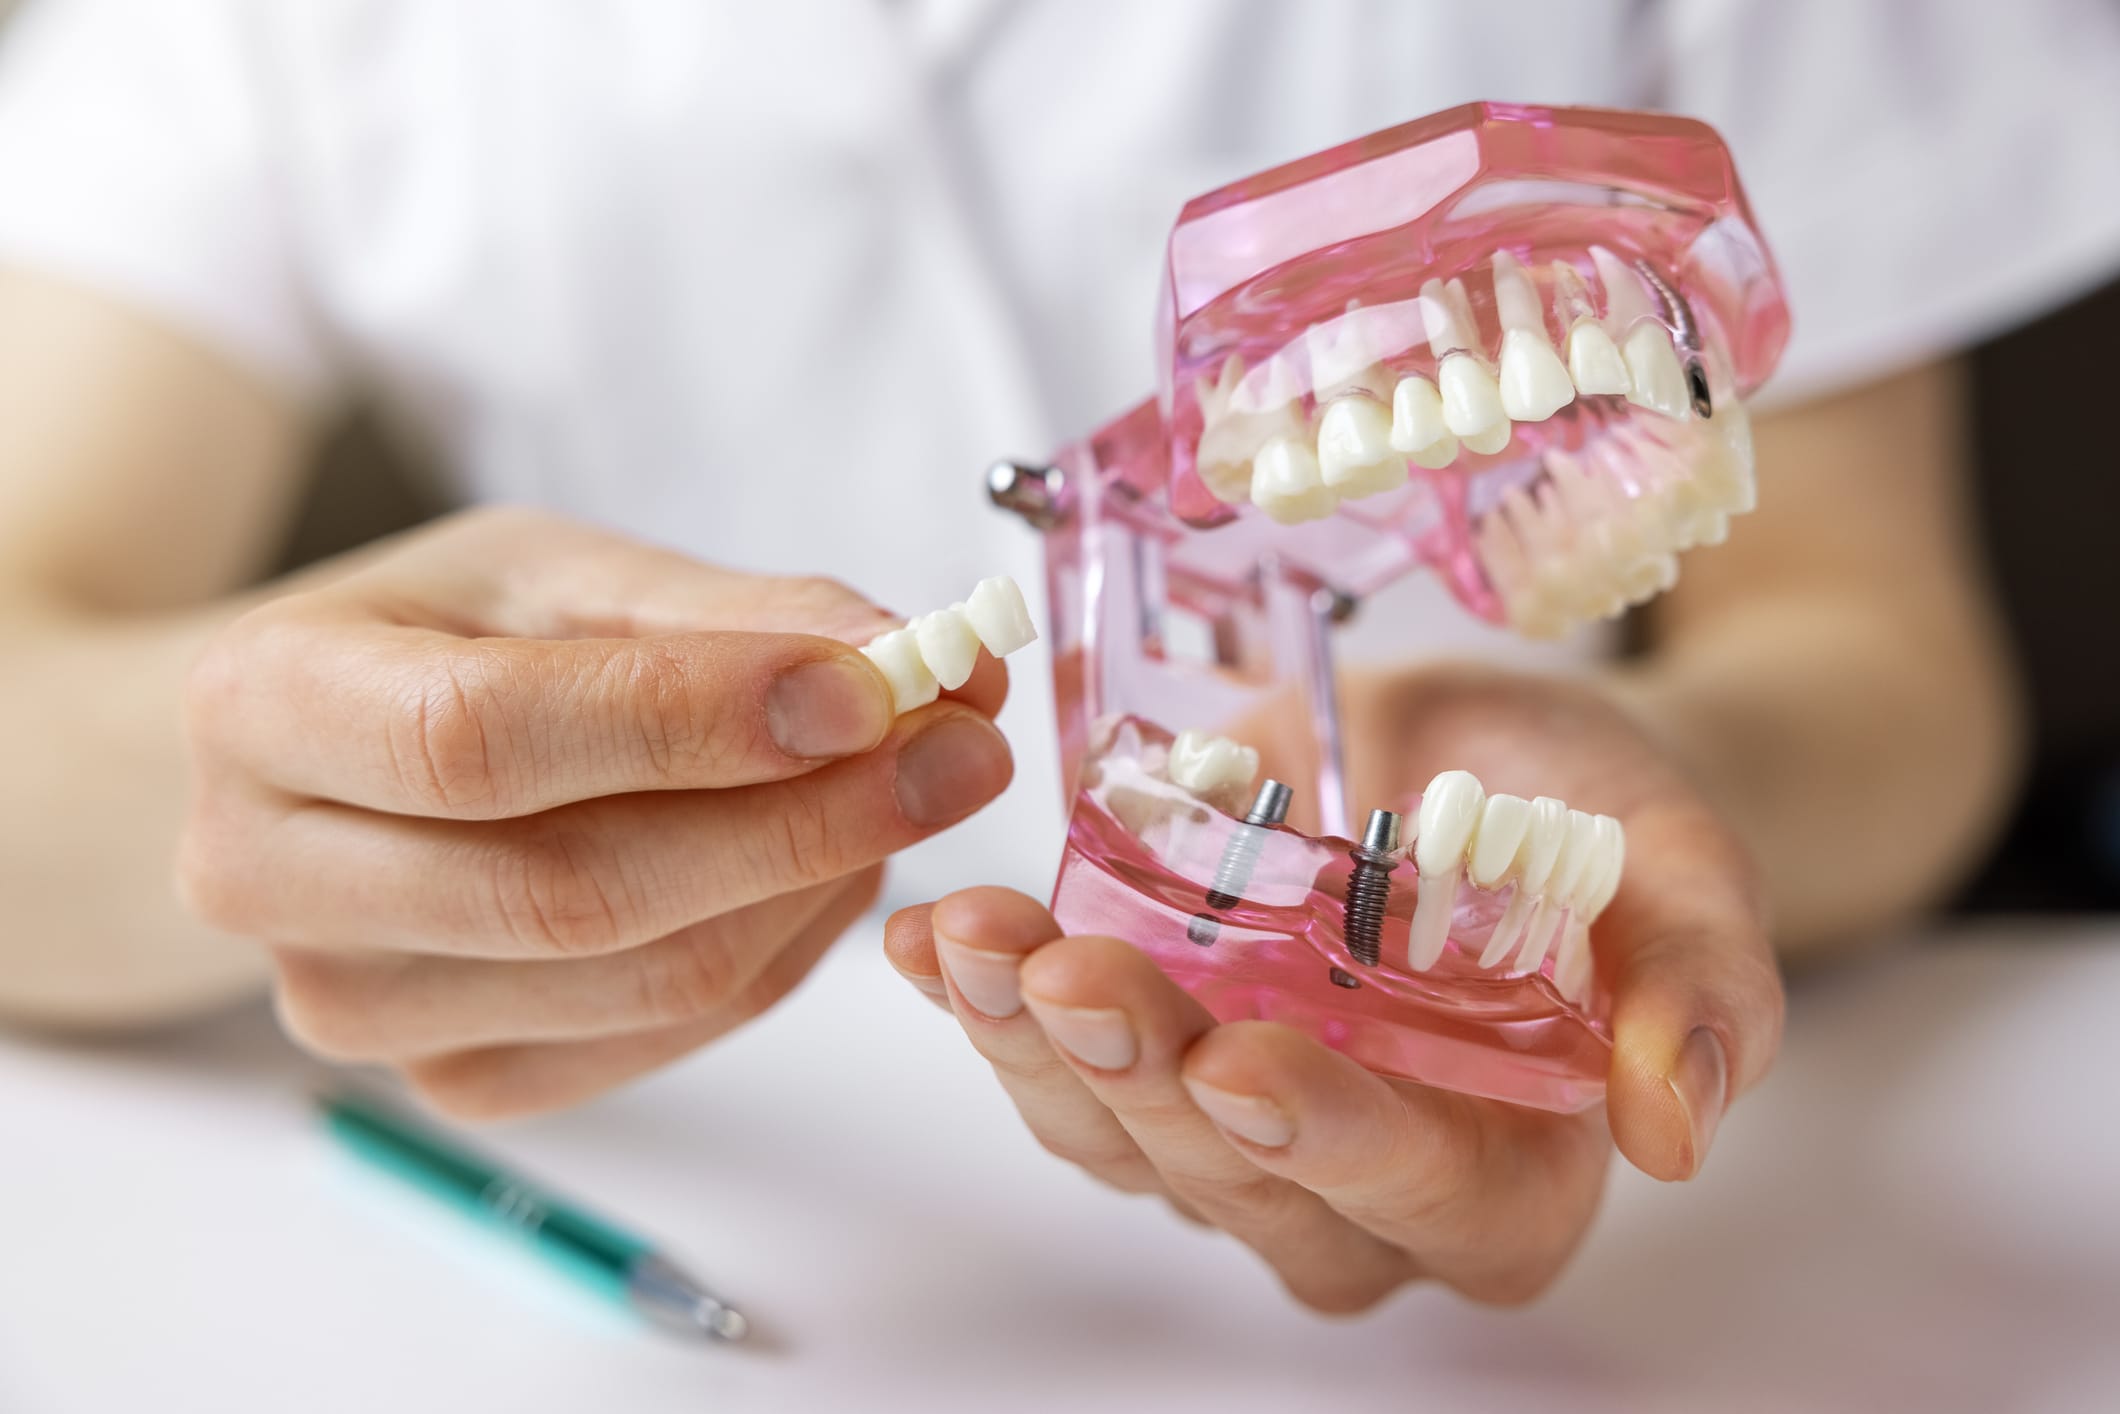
left=1186, top=779, right=1293, bottom=946
left=1342, top=808, right=1403, bottom=968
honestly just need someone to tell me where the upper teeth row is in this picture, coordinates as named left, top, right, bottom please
left=1408, top=769, right=1622, bottom=1002
left=1197, top=248, right=1700, bottom=526
left=860, top=576, right=1036, bottom=714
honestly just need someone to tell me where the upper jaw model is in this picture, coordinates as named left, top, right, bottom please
left=989, top=104, right=1788, bottom=1113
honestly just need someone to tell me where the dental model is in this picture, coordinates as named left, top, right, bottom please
left=990, top=103, right=1788, bottom=1112
left=859, top=576, right=1036, bottom=713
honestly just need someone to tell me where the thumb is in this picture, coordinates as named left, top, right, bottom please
left=1600, top=801, right=1785, bottom=1181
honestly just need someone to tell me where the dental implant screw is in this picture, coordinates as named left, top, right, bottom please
left=1187, top=779, right=1294, bottom=946
left=1206, top=779, right=1294, bottom=909
left=1342, top=808, right=1402, bottom=969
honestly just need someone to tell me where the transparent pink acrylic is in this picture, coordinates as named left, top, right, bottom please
left=1016, top=104, right=1789, bottom=1112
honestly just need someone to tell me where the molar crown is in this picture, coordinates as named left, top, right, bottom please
left=1166, top=729, right=1261, bottom=797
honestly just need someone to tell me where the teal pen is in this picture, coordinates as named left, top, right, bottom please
left=319, top=1090, right=749, bottom=1342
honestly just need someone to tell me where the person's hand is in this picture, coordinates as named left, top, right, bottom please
left=178, top=507, right=1012, bottom=1116
left=883, top=664, right=1781, bottom=1310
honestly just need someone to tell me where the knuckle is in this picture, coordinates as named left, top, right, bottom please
left=727, top=781, right=838, bottom=897
left=386, top=653, right=512, bottom=816
left=608, top=642, right=724, bottom=784
left=632, top=930, right=745, bottom=1026
left=487, top=826, right=641, bottom=956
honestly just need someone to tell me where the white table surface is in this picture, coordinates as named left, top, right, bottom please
left=3, top=918, right=2117, bottom=1414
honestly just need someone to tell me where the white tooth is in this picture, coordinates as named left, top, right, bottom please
left=1438, top=355, right=1506, bottom=441
left=1566, top=322, right=1631, bottom=395
left=1546, top=448, right=1614, bottom=525
left=963, top=576, right=1037, bottom=656
left=860, top=628, right=939, bottom=714
left=1469, top=793, right=1534, bottom=967
left=1691, top=397, right=1757, bottom=513
left=911, top=608, right=981, bottom=690
left=1476, top=513, right=1532, bottom=600
left=1415, top=771, right=1488, bottom=876
left=1623, top=324, right=1690, bottom=419
left=1468, top=793, right=1532, bottom=890
left=1167, top=730, right=1259, bottom=795
left=1194, top=354, right=1305, bottom=505
left=1514, top=897, right=1557, bottom=971
left=1249, top=435, right=1338, bottom=524
left=1421, top=278, right=1477, bottom=357
left=1499, top=328, right=1576, bottom=423
left=1463, top=422, right=1513, bottom=457
left=1315, top=396, right=1407, bottom=498
left=1516, top=798, right=1569, bottom=888
left=1409, top=770, right=1485, bottom=970
left=1505, top=797, right=1572, bottom=968
left=1553, top=918, right=1594, bottom=1002
left=1500, top=485, right=1560, bottom=560
left=1548, top=259, right=1600, bottom=325
left=1480, top=887, right=1538, bottom=968
left=1581, top=814, right=1626, bottom=918
left=1590, top=246, right=1657, bottom=329
left=1388, top=376, right=1460, bottom=468
left=1522, top=810, right=1602, bottom=969
left=1304, top=313, right=1395, bottom=402
left=1491, top=251, right=1544, bottom=334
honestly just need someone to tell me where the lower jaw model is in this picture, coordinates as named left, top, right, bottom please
left=988, top=104, right=1790, bottom=1114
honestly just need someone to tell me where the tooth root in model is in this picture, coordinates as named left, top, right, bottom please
left=1468, top=793, right=1534, bottom=966
left=1407, top=770, right=1486, bottom=970
left=1519, top=808, right=1601, bottom=972
left=1490, top=795, right=1568, bottom=964
left=1553, top=816, right=1625, bottom=1000
left=1492, top=252, right=1576, bottom=423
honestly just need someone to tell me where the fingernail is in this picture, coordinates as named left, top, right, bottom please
left=934, top=937, right=1024, bottom=1019
left=1182, top=1079, right=1296, bottom=1149
left=895, top=715, right=1011, bottom=827
left=1669, top=1027, right=1729, bottom=1176
left=766, top=657, right=891, bottom=758
left=1029, top=1003, right=1137, bottom=1071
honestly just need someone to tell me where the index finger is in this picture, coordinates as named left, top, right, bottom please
left=191, top=608, right=901, bottom=818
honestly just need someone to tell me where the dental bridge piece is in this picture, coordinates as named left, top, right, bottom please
left=861, top=577, right=1037, bottom=713
left=990, top=104, right=1788, bottom=1113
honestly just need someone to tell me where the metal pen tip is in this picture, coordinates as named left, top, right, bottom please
left=700, top=1302, right=749, bottom=1342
